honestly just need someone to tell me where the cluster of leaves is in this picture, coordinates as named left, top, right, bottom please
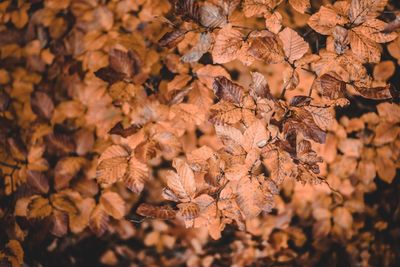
left=0, top=0, right=399, bottom=266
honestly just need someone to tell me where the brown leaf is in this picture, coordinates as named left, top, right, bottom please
left=349, top=0, right=388, bottom=25
left=213, top=76, right=244, bottom=105
left=108, top=121, right=141, bottom=138
left=175, top=0, right=201, bottom=23
left=289, top=0, right=310, bottom=14
left=100, top=191, right=125, bottom=219
left=159, top=30, right=186, bottom=48
left=136, top=203, right=177, bottom=220
left=109, top=48, right=141, bottom=78
left=354, top=84, right=394, bottom=100
left=243, top=0, right=280, bottom=17
left=27, top=195, right=52, bottom=219
left=199, top=3, right=227, bottom=28
left=94, top=66, right=125, bottom=84
left=248, top=30, right=285, bottom=64
left=123, top=156, right=148, bottom=194
left=262, top=146, right=295, bottom=185
left=249, top=71, right=271, bottom=99
left=212, top=24, right=243, bottom=64
left=51, top=210, right=68, bottom=237
left=312, top=72, right=346, bottom=100
left=31, top=91, right=54, bottom=120
left=278, top=27, right=309, bottom=62
left=177, top=202, right=200, bottom=220
left=26, top=170, right=49, bottom=194
left=89, top=205, right=109, bottom=236
left=181, top=32, right=212, bottom=63
left=236, top=176, right=265, bottom=218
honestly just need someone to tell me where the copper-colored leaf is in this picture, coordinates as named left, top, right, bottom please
left=89, top=205, right=109, bottom=236
left=213, top=76, right=244, bottom=105
left=212, top=24, right=243, bottom=64
left=278, top=27, right=309, bottom=62
left=100, top=191, right=126, bottom=219
left=136, top=203, right=177, bottom=220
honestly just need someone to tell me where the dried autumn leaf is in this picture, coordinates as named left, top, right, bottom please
left=181, top=32, right=212, bottom=63
left=349, top=29, right=381, bottom=63
left=27, top=195, right=52, bottom=219
left=159, top=30, right=186, bottom=48
left=278, top=27, right=309, bottom=62
left=177, top=202, right=200, bottom=220
left=308, top=6, right=348, bottom=35
left=123, top=156, right=148, bottom=194
left=248, top=31, right=285, bottom=64
left=212, top=24, right=243, bottom=64
left=100, top=191, right=126, bottom=219
left=243, top=0, right=282, bottom=17
left=97, top=145, right=129, bottom=185
left=109, top=48, right=141, bottom=78
left=289, top=0, right=310, bottom=14
left=51, top=210, right=68, bottom=237
left=262, top=146, right=295, bottom=185
left=242, top=120, right=269, bottom=152
left=249, top=71, right=271, bottom=99
left=353, top=84, right=394, bottom=100
left=312, top=72, right=346, bottom=100
left=349, top=0, right=388, bottom=25
left=136, top=203, right=177, bottom=220
left=354, top=19, right=397, bottom=43
left=89, top=205, right=109, bottom=236
left=373, top=60, right=395, bottom=81
left=26, top=170, right=49, bottom=194
left=213, top=76, right=244, bottom=105
left=199, top=3, right=227, bottom=28
left=170, top=158, right=196, bottom=199
left=304, top=106, right=334, bottom=131
left=209, top=101, right=242, bottom=125
left=50, top=192, right=80, bottom=215
left=383, top=16, right=400, bottom=33
left=236, top=176, right=265, bottom=218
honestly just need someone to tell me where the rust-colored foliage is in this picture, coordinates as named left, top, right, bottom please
left=0, top=0, right=400, bottom=266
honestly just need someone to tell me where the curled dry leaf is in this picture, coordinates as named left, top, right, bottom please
left=136, top=203, right=177, bottom=220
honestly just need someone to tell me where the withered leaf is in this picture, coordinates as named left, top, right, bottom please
left=159, top=29, right=186, bottom=48
left=289, top=0, right=310, bottom=14
left=199, top=3, right=227, bottom=28
left=123, top=156, right=148, bottom=194
left=278, top=27, right=309, bottom=62
left=89, top=205, right=109, bottom=236
left=108, top=121, right=141, bottom=138
left=248, top=31, right=285, bottom=64
left=31, top=91, right=54, bottom=120
left=26, top=170, right=49, bottom=194
left=181, top=32, right=212, bottom=63
left=94, top=66, right=125, bottom=84
left=27, top=195, right=52, bottom=219
left=212, top=24, right=243, bottom=64
left=312, top=72, right=346, bottom=100
left=109, top=49, right=141, bottom=78
left=100, top=191, right=126, bottom=220
left=175, top=0, right=201, bottom=22
left=177, top=202, right=200, bottom=220
left=236, top=176, right=265, bottom=218
left=136, top=203, right=177, bottom=220
left=354, top=84, right=395, bottom=100
left=213, top=76, right=244, bottom=105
